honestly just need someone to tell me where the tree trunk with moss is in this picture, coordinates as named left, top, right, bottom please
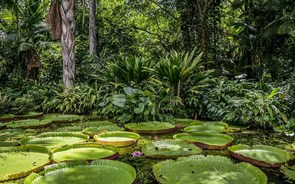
left=60, top=0, right=76, bottom=89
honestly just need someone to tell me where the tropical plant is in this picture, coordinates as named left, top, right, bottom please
left=223, top=88, right=287, bottom=128
left=44, top=85, right=98, bottom=114
left=102, top=56, right=154, bottom=86
left=151, top=49, right=204, bottom=97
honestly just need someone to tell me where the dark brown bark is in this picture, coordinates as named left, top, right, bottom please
left=46, top=0, right=62, bottom=40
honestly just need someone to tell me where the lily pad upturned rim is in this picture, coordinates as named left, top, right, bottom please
left=94, top=131, right=140, bottom=147
left=173, top=132, right=234, bottom=149
left=0, top=114, right=15, bottom=122
left=21, top=132, right=90, bottom=148
left=228, top=144, right=294, bottom=168
left=0, top=129, right=37, bottom=141
left=44, top=114, right=83, bottom=123
left=6, top=119, right=53, bottom=129
left=153, top=155, right=267, bottom=184
left=142, top=139, right=202, bottom=159
left=24, top=160, right=137, bottom=184
left=190, top=121, right=229, bottom=128
left=183, top=124, right=228, bottom=133
left=0, top=145, right=52, bottom=181
left=82, top=126, right=124, bottom=136
left=51, top=143, right=119, bottom=163
left=15, top=112, right=44, bottom=119
left=125, top=122, right=178, bottom=134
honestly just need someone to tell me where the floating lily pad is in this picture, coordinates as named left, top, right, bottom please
left=94, top=131, right=140, bottom=147
left=22, top=132, right=89, bottom=149
left=54, top=126, right=83, bottom=132
left=15, top=112, right=43, bottom=119
left=0, top=141, right=19, bottom=147
left=24, top=160, right=136, bottom=184
left=125, top=122, right=177, bottom=134
left=52, top=143, right=119, bottom=162
left=78, top=120, right=114, bottom=127
left=6, top=119, right=52, bottom=129
left=142, top=140, right=202, bottom=158
left=153, top=155, right=267, bottom=184
left=190, top=121, right=228, bottom=128
left=0, top=145, right=51, bottom=181
left=183, top=124, right=228, bottom=133
left=281, top=164, right=295, bottom=180
left=44, top=114, right=83, bottom=123
left=0, top=129, right=37, bottom=141
left=228, top=144, right=293, bottom=167
left=173, top=132, right=234, bottom=149
left=171, top=119, right=201, bottom=126
left=0, top=114, right=15, bottom=122
left=83, top=126, right=124, bottom=137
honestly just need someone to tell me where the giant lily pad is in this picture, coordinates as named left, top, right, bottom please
left=24, top=160, right=136, bottom=184
left=94, top=131, right=140, bottom=147
left=173, top=132, right=234, bottom=149
left=0, top=129, right=37, bottom=141
left=190, top=121, right=228, bottom=128
left=54, top=126, right=83, bottom=132
left=83, top=126, right=124, bottom=137
left=0, top=114, right=15, bottom=122
left=183, top=124, right=228, bottom=133
left=78, top=120, right=114, bottom=127
left=171, top=119, right=201, bottom=127
left=153, top=155, right=267, bottom=184
left=125, top=122, right=177, bottom=134
left=0, top=141, right=19, bottom=147
left=228, top=144, right=293, bottom=168
left=15, top=112, right=43, bottom=119
left=52, top=143, right=119, bottom=162
left=6, top=119, right=52, bottom=129
left=22, top=132, right=89, bottom=149
left=44, top=114, right=83, bottom=123
left=0, top=145, right=51, bottom=181
left=142, top=140, right=202, bottom=158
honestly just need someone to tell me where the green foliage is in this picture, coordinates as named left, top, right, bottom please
left=223, top=88, right=285, bottom=128
left=98, top=86, right=177, bottom=123
left=152, top=49, right=205, bottom=97
left=102, top=56, right=154, bottom=86
left=44, top=85, right=98, bottom=114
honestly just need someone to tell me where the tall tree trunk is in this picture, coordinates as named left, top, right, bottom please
left=89, top=0, right=97, bottom=55
left=60, top=0, right=76, bottom=89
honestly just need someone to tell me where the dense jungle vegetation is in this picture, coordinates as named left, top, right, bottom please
left=0, top=0, right=294, bottom=131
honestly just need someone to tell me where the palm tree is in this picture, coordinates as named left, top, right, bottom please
left=47, top=0, right=76, bottom=90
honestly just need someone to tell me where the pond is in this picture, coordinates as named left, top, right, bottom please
left=0, top=114, right=295, bottom=184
